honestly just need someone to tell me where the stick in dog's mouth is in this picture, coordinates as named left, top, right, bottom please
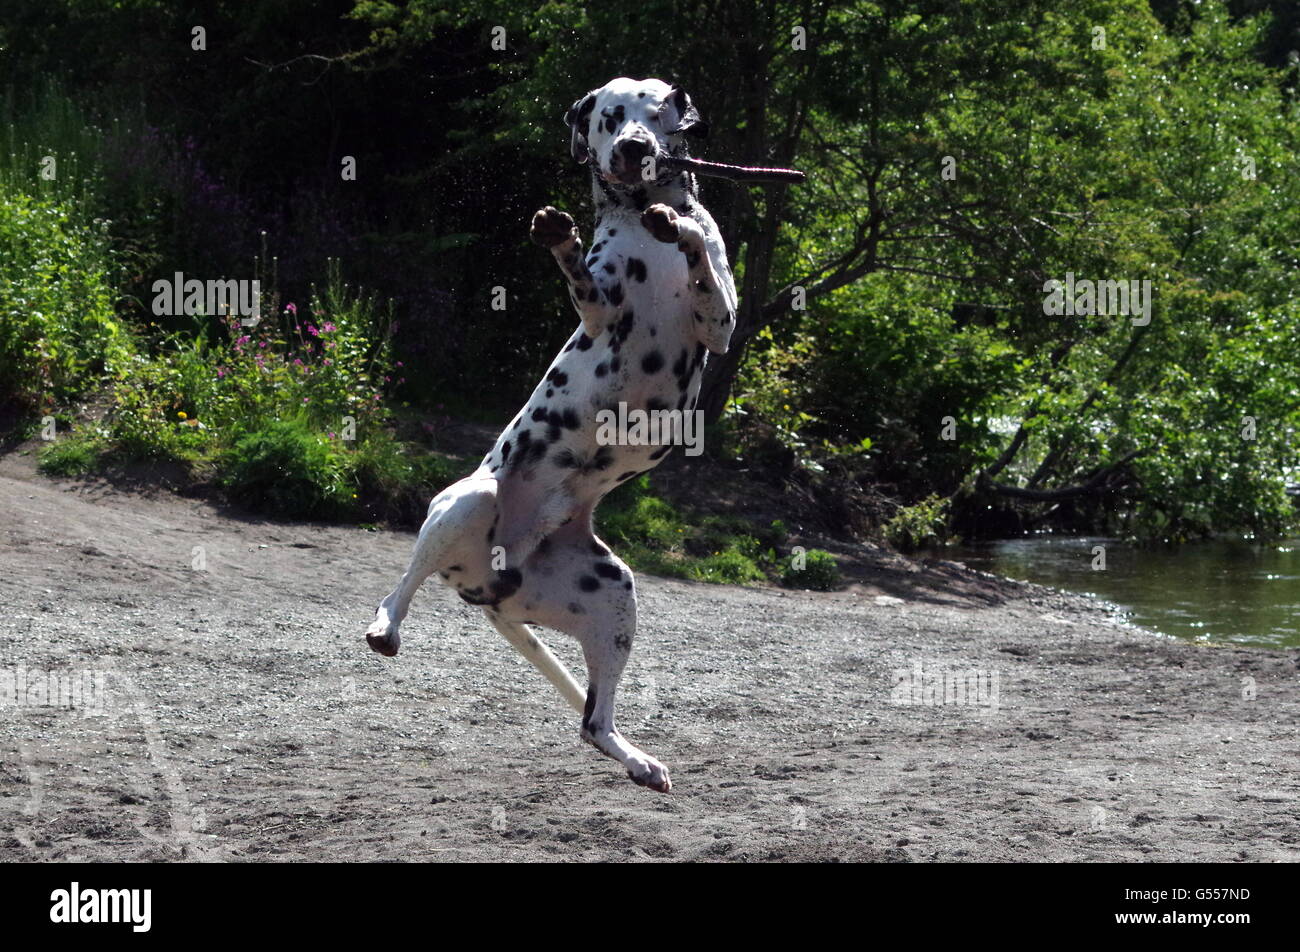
left=662, top=155, right=806, bottom=184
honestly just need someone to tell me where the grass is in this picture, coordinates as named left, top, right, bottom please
left=596, top=474, right=834, bottom=588
left=38, top=433, right=103, bottom=477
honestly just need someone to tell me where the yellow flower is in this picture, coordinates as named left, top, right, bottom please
left=177, top=411, right=187, bottom=420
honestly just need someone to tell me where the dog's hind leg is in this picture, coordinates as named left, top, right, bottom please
left=365, top=476, right=495, bottom=657
left=499, top=530, right=670, bottom=792
left=483, top=612, right=586, bottom=713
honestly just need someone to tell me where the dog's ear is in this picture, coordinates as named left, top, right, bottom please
left=668, top=85, right=708, bottom=139
left=564, top=91, right=598, bottom=164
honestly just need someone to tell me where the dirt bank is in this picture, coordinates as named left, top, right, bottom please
left=0, top=446, right=1296, bottom=862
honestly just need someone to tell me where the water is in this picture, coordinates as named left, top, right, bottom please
left=929, top=537, right=1300, bottom=649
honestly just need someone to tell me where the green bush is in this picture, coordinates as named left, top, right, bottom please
left=0, top=191, right=130, bottom=410
left=219, top=417, right=352, bottom=519
left=884, top=494, right=951, bottom=552
left=782, top=548, right=841, bottom=591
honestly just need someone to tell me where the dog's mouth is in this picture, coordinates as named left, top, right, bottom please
left=601, top=162, right=660, bottom=188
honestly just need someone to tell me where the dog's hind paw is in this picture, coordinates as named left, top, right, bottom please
left=627, top=756, right=672, bottom=794
left=365, top=621, right=401, bottom=657
left=641, top=203, right=681, bottom=243
left=530, top=206, right=577, bottom=247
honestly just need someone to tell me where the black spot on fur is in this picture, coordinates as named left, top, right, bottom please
left=641, top=350, right=664, bottom=374
left=615, top=310, right=635, bottom=342
left=649, top=445, right=671, bottom=460
left=561, top=408, right=580, bottom=429
left=582, top=685, right=597, bottom=729
left=607, top=283, right=624, bottom=306
left=626, top=257, right=647, bottom=282
left=593, top=562, right=623, bottom=581
left=673, top=349, right=688, bottom=377
left=594, top=362, right=608, bottom=378
left=576, top=333, right=593, bottom=351
left=490, top=568, right=523, bottom=602
left=616, top=470, right=639, bottom=482
left=500, top=440, right=512, bottom=461
left=531, top=408, right=548, bottom=422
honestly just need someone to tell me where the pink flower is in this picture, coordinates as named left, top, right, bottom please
left=216, top=367, right=226, bottom=378
left=395, top=361, right=404, bottom=368
left=259, top=341, right=267, bottom=348
left=294, top=358, right=304, bottom=366
left=322, top=322, right=336, bottom=333
left=306, top=325, right=319, bottom=337
left=286, top=302, right=297, bottom=315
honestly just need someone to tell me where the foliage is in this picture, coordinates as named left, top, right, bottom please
left=884, top=495, right=953, bottom=553
left=781, top=548, right=841, bottom=591
left=0, top=191, right=130, bottom=410
left=597, top=475, right=773, bottom=584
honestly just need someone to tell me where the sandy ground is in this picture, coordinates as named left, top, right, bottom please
left=0, top=446, right=1297, bottom=863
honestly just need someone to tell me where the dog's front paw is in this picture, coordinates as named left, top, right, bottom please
left=530, top=206, right=577, bottom=248
left=641, top=203, right=681, bottom=243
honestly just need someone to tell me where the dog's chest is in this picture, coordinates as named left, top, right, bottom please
left=478, top=214, right=708, bottom=490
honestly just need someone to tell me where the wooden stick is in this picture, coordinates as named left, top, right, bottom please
left=663, top=155, right=807, bottom=184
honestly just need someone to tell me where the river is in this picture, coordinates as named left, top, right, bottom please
left=929, top=537, right=1300, bottom=648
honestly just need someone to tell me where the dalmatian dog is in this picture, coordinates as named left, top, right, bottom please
left=364, top=77, right=737, bottom=793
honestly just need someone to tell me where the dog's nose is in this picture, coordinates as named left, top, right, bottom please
left=616, top=137, right=653, bottom=165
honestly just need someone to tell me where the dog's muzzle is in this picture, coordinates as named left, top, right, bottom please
left=608, top=136, right=659, bottom=185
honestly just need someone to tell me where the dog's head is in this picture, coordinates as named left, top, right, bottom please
left=564, top=77, right=707, bottom=186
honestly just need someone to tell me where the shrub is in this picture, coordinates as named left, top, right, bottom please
left=782, top=548, right=841, bottom=591
left=219, top=417, right=352, bottom=519
left=0, top=192, right=130, bottom=410
left=884, top=494, right=951, bottom=551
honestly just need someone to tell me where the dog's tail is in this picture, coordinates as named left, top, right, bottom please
left=486, top=616, right=586, bottom=714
